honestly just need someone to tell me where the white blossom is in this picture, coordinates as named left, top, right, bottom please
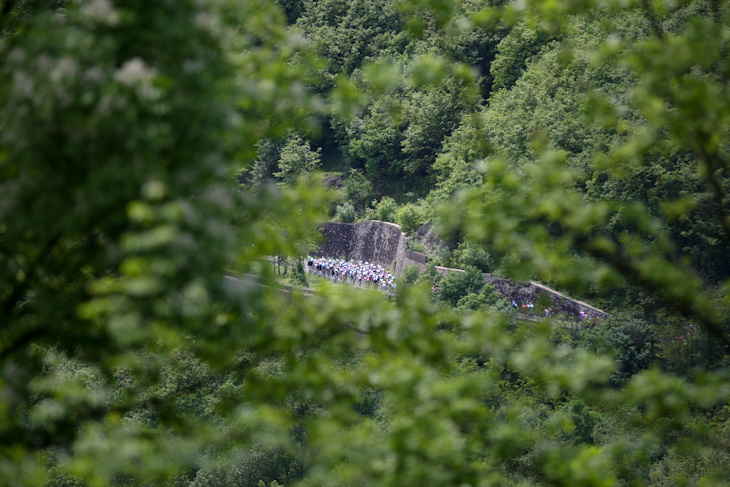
left=81, top=0, right=120, bottom=25
left=114, top=58, right=156, bottom=86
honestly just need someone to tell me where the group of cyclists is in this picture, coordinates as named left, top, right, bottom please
left=307, top=257, right=396, bottom=291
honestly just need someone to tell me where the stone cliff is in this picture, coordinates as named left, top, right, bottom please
left=316, top=221, right=405, bottom=272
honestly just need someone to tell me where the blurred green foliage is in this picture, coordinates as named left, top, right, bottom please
left=2, top=1, right=730, bottom=487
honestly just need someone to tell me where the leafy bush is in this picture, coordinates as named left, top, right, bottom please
left=401, top=265, right=422, bottom=286
left=274, top=133, right=321, bottom=184
left=247, top=138, right=283, bottom=186
left=396, top=203, right=426, bottom=235
left=456, top=284, right=501, bottom=311
left=335, top=201, right=357, bottom=223
left=577, top=315, right=656, bottom=385
left=560, top=400, right=600, bottom=445
left=293, top=260, right=308, bottom=287
left=453, top=241, right=492, bottom=273
left=437, top=266, right=485, bottom=307
left=368, top=196, right=398, bottom=222
left=341, top=169, right=374, bottom=211
left=415, top=261, right=440, bottom=288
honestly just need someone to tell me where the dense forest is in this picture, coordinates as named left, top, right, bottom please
left=1, top=0, right=730, bottom=486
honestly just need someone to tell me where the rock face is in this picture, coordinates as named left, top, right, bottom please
left=316, top=221, right=405, bottom=272
left=413, top=222, right=446, bottom=253
left=316, top=221, right=609, bottom=319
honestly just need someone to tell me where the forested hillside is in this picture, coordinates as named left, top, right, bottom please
left=2, top=0, right=730, bottom=486
left=255, top=0, right=730, bottom=299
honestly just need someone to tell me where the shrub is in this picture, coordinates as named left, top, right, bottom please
left=396, top=203, right=425, bottom=235
left=273, top=133, right=321, bottom=184
left=437, top=266, right=484, bottom=307
left=293, top=260, right=308, bottom=287
left=335, top=201, right=356, bottom=223
left=368, top=196, right=398, bottom=223
left=457, top=284, right=501, bottom=311
left=402, top=265, right=421, bottom=285
left=341, top=169, right=374, bottom=211
left=453, top=241, right=492, bottom=273
left=577, top=315, right=656, bottom=385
